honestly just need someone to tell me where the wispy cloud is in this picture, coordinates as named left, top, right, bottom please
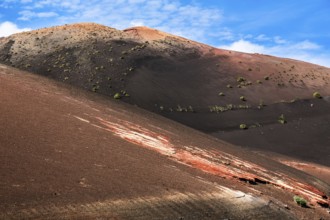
left=255, top=34, right=271, bottom=42
left=221, top=39, right=265, bottom=53
left=0, top=0, right=329, bottom=67
left=0, top=21, right=31, bottom=37
left=219, top=38, right=329, bottom=67
left=2, top=0, right=222, bottom=42
left=18, top=10, right=58, bottom=20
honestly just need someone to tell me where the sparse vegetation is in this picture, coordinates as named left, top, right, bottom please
left=176, top=105, right=188, bottom=112
left=208, top=104, right=252, bottom=113
left=227, top=84, right=233, bottom=88
left=293, top=196, right=307, bottom=207
left=226, top=104, right=233, bottom=110
left=113, top=93, right=121, bottom=99
left=240, top=96, right=246, bottom=101
left=92, top=84, right=100, bottom=92
left=188, top=106, right=195, bottom=112
left=209, top=104, right=233, bottom=113
left=278, top=114, right=287, bottom=124
left=264, top=76, right=270, bottom=80
left=237, top=76, right=246, bottom=83
left=237, top=104, right=250, bottom=109
left=250, top=123, right=261, bottom=128
left=128, top=67, right=134, bottom=72
left=258, top=100, right=266, bottom=109
left=218, top=92, right=225, bottom=96
left=313, top=92, right=322, bottom=99
left=239, top=124, right=247, bottom=130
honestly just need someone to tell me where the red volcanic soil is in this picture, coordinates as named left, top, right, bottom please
left=1, top=23, right=330, bottom=218
left=1, top=65, right=330, bottom=219
left=281, top=160, right=330, bottom=184
left=0, top=23, right=330, bottom=169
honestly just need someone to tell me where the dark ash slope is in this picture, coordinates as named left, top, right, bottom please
left=1, top=23, right=330, bottom=166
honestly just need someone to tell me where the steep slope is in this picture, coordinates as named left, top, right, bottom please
left=1, top=64, right=330, bottom=219
left=1, top=22, right=330, bottom=166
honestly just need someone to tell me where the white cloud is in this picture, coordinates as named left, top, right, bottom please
left=130, top=20, right=145, bottom=27
left=128, top=0, right=147, bottom=3
left=0, top=0, right=32, bottom=8
left=255, top=34, right=270, bottom=41
left=219, top=38, right=330, bottom=67
left=7, top=0, right=222, bottom=42
left=0, top=21, right=31, bottom=37
left=18, top=10, right=58, bottom=20
left=292, top=40, right=320, bottom=50
left=37, top=12, right=58, bottom=18
left=220, top=39, right=266, bottom=53
left=163, top=3, right=177, bottom=11
left=274, top=36, right=287, bottom=44
left=2, top=0, right=328, bottom=67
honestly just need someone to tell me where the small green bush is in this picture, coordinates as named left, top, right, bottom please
left=176, top=105, right=183, bottom=112
left=239, top=124, right=247, bottom=129
left=226, top=104, right=233, bottom=110
left=278, top=114, right=287, bottom=124
left=237, top=77, right=246, bottom=83
left=238, top=104, right=250, bottom=109
left=293, top=196, right=307, bottom=207
left=113, top=93, right=121, bottom=99
left=313, top=92, right=322, bottom=99
left=188, top=106, right=195, bottom=112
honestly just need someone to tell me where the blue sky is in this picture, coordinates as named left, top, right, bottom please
left=0, top=0, right=329, bottom=67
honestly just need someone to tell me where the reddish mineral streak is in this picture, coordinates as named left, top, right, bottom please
left=93, top=116, right=329, bottom=207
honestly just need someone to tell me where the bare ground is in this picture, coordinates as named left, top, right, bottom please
left=1, top=23, right=329, bottom=170
left=1, top=64, right=330, bottom=219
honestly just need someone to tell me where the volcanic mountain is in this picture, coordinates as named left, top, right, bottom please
left=1, top=63, right=330, bottom=219
left=1, top=23, right=330, bottom=168
left=1, top=23, right=330, bottom=219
